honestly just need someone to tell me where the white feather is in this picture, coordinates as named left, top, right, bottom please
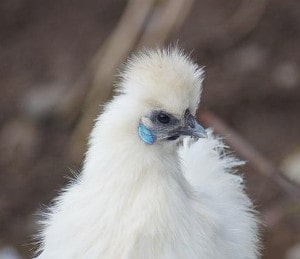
left=35, top=48, right=260, bottom=259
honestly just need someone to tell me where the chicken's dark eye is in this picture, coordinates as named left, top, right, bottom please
left=157, top=112, right=171, bottom=124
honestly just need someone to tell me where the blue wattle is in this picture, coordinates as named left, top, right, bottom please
left=138, top=124, right=156, bottom=145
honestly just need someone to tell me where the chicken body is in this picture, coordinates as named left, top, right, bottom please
left=36, top=49, right=259, bottom=259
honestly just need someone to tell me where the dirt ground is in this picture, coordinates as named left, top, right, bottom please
left=0, top=0, right=300, bottom=258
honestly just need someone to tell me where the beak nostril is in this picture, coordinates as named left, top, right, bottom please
left=184, top=109, right=196, bottom=128
left=181, top=109, right=207, bottom=138
left=189, top=120, right=195, bottom=128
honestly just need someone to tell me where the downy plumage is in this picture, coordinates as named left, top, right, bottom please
left=36, top=48, right=260, bottom=259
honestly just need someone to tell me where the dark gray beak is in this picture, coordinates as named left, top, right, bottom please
left=179, top=109, right=208, bottom=139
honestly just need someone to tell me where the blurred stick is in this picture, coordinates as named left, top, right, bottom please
left=190, top=0, right=269, bottom=50
left=198, top=111, right=300, bottom=201
left=69, top=0, right=194, bottom=162
left=137, top=0, right=194, bottom=48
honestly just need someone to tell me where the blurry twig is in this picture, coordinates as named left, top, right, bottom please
left=137, top=0, right=194, bottom=48
left=198, top=111, right=300, bottom=201
left=191, top=0, right=269, bottom=50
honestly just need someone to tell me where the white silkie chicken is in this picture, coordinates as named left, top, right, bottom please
left=36, top=48, right=260, bottom=258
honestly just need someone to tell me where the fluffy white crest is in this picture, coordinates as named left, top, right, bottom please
left=117, top=48, right=204, bottom=115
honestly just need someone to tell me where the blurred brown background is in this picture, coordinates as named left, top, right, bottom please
left=1, top=0, right=300, bottom=258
